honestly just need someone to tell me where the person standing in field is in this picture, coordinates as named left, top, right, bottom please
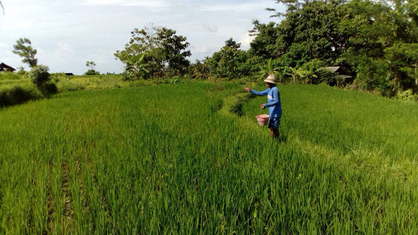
left=244, top=75, right=282, bottom=139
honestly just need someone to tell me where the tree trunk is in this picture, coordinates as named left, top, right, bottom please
left=416, top=66, right=418, bottom=87
left=393, top=66, right=401, bottom=93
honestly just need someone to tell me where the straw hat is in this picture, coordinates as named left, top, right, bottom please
left=264, top=74, right=277, bottom=84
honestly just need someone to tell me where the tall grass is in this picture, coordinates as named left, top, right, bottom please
left=0, top=82, right=417, bottom=233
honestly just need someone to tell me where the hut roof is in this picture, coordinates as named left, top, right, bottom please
left=323, top=66, right=341, bottom=73
left=0, top=62, right=16, bottom=72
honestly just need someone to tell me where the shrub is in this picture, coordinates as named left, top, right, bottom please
left=28, top=65, right=51, bottom=87
left=397, top=89, right=418, bottom=101
left=0, top=85, right=42, bottom=107
left=27, top=65, right=58, bottom=95
left=84, top=69, right=100, bottom=75
left=44, top=81, right=58, bottom=95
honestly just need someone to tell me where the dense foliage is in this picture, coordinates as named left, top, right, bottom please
left=114, top=25, right=191, bottom=80
left=205, top=38, right=252, bottom=79
left=27, top=65, right=58, bottom=95
left=110, top=0, right=418, bottom=100
left=196, top=0, right=418, bottom=99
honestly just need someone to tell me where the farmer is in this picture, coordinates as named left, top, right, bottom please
left=244, top=74, right=282, bottom=139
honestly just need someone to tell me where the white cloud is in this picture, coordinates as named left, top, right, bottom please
left=0, top=0, right=284, bottom=74
left=202, top=22, right=218, bottom=33
left=191, top=45, right=209, bottom=54
left=239, top=33, right=255, bottom=49
left=200, top=2, right=270, bottom=12
left=83, top=0, right=170, bottom=8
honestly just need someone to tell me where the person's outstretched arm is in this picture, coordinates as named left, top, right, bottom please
left=244, top=87, right=269, bottom=96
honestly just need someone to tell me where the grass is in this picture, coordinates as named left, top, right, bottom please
left=0, top=82, right=417, bottom=233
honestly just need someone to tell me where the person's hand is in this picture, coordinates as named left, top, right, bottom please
left=260, top=104, right=265, bottom=109
left=243, top=87, right=251, bottom=92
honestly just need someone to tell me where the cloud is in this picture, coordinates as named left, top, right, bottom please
left=238, top=33, right=255, bottom=49
left=191, top=45, right=209, bottom=54
left=199, top=2, right=270, bottom=12
left=202, top=22, right=218, bottom=33
left=0, top=0, right=283, bottom=74
left=38, top=43, right=75, bottom=65
left=83, top=0, right=170, bottom=8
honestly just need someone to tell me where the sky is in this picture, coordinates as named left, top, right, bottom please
left=0, top=0, right=284, bottom=75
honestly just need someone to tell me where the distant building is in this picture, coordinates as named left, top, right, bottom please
left=65, top=73, right=74, bottom=76
left=0, top=63, right=16, bottom=72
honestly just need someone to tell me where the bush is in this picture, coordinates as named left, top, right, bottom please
left=84, top=69, right=100, bottom=75
left=27, top=65, right=59, bottom=95
left=0, top=85, right=42, bottom=107
left=28, top=65, right=51, bottom=87
left=397, top=89, right=418, bottom=101
left=44, top=81, right=58, bottom=95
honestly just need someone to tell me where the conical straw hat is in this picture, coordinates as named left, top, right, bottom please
left=264, top=74, right=277, bottom=84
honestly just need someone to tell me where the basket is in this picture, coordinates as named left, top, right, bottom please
left=256, top=114, right=269, bottom=126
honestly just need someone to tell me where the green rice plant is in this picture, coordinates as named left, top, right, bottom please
left=0, top=72, right=23, bottom=80
left=0, top=82, right=417, bottom=234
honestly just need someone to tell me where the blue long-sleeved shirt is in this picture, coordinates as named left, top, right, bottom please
left=250, top=86, right=282, bottom=118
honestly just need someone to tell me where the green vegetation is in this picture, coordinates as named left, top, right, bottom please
left=114, top=24, right=191, bottom=80
left=27, top=65, right=58, bottom=95
left=1, top=0, right=417, bottom=233
left=84, top=61, right=100, bottom=75
left=12, top=38, right=38, bottom=68
left=0, top=74, right=160, bottom=107
left=198, top=0, right=418, bottom=98
left=3, top=0, right=417, bottom=107
left=1, top=82, right=417, bottom=233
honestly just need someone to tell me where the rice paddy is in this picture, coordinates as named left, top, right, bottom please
left=0, top=82, right=417, bottom=234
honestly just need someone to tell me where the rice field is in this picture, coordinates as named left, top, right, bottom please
left=0, top=82, right=417, bottom=234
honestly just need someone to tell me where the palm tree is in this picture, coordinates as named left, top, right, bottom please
left=258, top=59, right=281, bottom=81
left=285, top=67, right=308, bottom=84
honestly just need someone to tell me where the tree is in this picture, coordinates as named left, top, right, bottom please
left=275, top=1, right=348, bottom=65
left=248, top=21, right=280, bottom=59
left=86, top=61, right=96, bottom=70
left=12, top=38, right=38, bottom=68
left=85, top=61, right=100, bottom=75
left=115, top=25, right=191, bottom=79
left=384, top=43, right=418, bottom=93
left=206, top=38, right=251, bottom=79
left=122, top=53, right=150, bottom=81
left=338, top=0, right=418, bottom=94
left=189, top=59, right=210, bottom=79
left=157, top=27, right=191, bottom=76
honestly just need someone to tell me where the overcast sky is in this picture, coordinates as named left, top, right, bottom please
left=0, top=0, right=284, bottom=75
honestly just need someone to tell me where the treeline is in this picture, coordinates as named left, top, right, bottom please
left=115, top=0, right=417, bottom=100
